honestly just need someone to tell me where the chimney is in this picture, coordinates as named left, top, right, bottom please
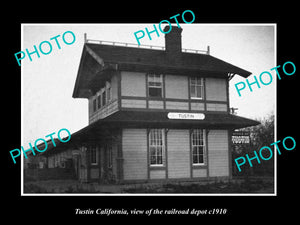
left=164, top=25, right=183, bottom=62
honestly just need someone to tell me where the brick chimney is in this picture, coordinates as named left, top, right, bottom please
left=164, top=25, right=183, bottom=62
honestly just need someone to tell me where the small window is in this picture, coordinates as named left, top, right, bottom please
left=148, top=74, right=163, bottom=98
left=93, top=98, right=97, bottom=112
left=190, top=77, right=204, bottom=99
left=106, top=82, right=111, bottom=103
left=191, top=129, right=206, bottom=165
left=102, top=90, right=106, bottom=106
left=90, top=146, right=98, bottom=165
left=97, top=95, right=101, bottom=109
left=149, top=129, right=165, bottom=166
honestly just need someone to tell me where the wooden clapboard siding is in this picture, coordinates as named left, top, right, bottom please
left=208, top=130, right=229, bottom=177
left=148, top=100, right=164, bottom=109
left=206, top=78, right=227, bottom=101
left=165, top=75, right=188, bottom=99
left=122, top=129, right=148, bottom=180
left=166, top=101, right=189, bottom=110
left=90, top=99, right=119, bottom=123
left=191, top=102, right=205, bottom=111
left=121, top=99, right=146, bottom=108
left=150, top=170, right=166, bottom=179
left=121, top=71, right=146, bottom=97
left=206, top=103, right=227, bottom=112
left=167, top=129, right=190, bottom=179
left=193, top=168, right=207, bottom=178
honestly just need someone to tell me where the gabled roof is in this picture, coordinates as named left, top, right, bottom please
left=87, top=43, right=251, bottom=76
left=73, top=43, right=252, bottom=98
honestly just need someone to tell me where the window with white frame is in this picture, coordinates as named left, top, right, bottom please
left=149, top=129, right=165, bottom=166
left=90, top=146, right=98, bottom=165
left=191, top=129, right=206, bottom=165
left=190, top=77, right=204, bottom=99
left=148, top=74, right=163, bottom=98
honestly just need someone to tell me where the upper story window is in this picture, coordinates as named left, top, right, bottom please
left=93, top=98, right=97, bottom=112
left=92, top=80, right=112, bottom=113
left=102, top=89, right=106, bottom=106
left=190, top=77, right=204, bottom=99
left=106, top=81, right=111, bottom=102
left=97, top=95, right=101, bottom=109
left=148, top=74, right=163, bottom=98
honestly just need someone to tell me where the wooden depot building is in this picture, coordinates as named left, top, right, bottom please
left=38, top=26, right=259, bottom=184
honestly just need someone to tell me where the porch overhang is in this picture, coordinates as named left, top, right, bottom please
left=38, top=110, right=259, bottom=157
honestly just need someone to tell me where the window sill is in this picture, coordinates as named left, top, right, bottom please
left=192, top=164, right=207, bottom=169
left=149, top=165, right=166, bottom=170
left=190, top=97, right=204, bottom=100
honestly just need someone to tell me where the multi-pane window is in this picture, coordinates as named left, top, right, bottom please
left=93, top=99, right=97, bottom=112
left=91, top=80, right=112, bottom=113
left=149, top=129, right=165, bottom=166
left=190, top=77, right=204, bottom=99
left=97, top=95, right=101, bottom=109
left=90, top=146, right=98, bottom=165
left=191, top=129, right=206, bottom=165
left=148, top=74, right=163, bottom=97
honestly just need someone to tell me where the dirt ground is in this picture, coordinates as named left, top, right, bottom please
left=23, top=177, right=274, bottom=194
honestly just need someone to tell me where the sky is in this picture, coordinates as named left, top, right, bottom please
left=22, top=24, right=276, bottom=146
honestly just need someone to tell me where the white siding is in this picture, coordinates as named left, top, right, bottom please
left=191, top=102, right=205, bottom=111
left=167, top=130, right=190, bottom=179
left=208, top=130, right=229, bottom=177
left=165, top=75, right=188, bottom=99
left=206, top=78, right=227, bottom=101
left=166, top=101, right=189, bottom=110
left=148, top=100, right=164, bottom=109
left=122, top=129, right=148, bottom=180
left=193, top=168, right=207, bottom=178
left=150, top=170, right=166, bottom=179
left=206, top=103, right=227, bottom=112
left=121, top=99, right=146, bottom=108
left=121, top=71, right=146, bottom=97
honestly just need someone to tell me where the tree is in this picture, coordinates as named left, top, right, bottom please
left=232, top=112, right=275, bottom=177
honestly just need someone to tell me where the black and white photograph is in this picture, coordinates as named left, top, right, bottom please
left=4, top=6, right=298, bottom=221
left=21, top=24, right=276, bottom=195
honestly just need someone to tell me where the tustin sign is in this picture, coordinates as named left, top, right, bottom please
left=167, top=112, right=205, bottom=120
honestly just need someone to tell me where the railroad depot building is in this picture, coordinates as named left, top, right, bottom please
left=36, top=26, right=259, bottom=183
